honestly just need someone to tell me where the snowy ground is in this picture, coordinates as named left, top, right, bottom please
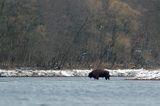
left=127, top=69, right=160, bottom=80
left=0, top=68, right=160, bottom=80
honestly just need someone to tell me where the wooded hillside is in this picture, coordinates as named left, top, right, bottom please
left=0, top=0, right=160, bottom=69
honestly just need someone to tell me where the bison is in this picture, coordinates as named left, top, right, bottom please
left=88, top=69, right=110, bottom=80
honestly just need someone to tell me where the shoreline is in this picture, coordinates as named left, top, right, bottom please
left=0, top=68, right=160, bottom=80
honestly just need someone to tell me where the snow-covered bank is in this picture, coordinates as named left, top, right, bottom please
left=127, top=69, right=160, bottom=80
left=0, top=68, right=143, bottom=77
left=0, top=69, right=91, bottom=77
left=0, top=68, right=160, bottom=80
left=107, top=69, right=143, bottom=77
left=109, top=69, right=160, bottom=80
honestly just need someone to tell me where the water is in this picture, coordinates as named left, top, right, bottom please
left=0, top=77, right=160, bottom=106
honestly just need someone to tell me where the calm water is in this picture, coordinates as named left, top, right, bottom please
left=0, top=77, right=160, bottom=106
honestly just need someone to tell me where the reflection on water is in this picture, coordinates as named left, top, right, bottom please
left=0, top=77, right=160, bottom=106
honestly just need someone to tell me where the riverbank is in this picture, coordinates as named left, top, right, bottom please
left=0, top=68, right=160, bottom=80
left=126, top=70, right=160, bottom=80
left=0, top=68, right=142, bottom=77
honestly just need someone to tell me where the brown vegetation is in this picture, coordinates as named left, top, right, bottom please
left=0, top=0, right=160, bottom=69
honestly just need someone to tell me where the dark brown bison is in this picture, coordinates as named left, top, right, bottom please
left=88, top=69, right=110, bottom=80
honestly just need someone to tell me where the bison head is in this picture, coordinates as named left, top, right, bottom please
left=88, top=72, right=93, bottom=78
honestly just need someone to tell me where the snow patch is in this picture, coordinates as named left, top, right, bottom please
left=128, top=69, right=160, bottom=80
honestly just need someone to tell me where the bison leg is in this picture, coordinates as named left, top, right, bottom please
left=95, top=77, right=99, bottom=80
left=105, top=76, right=110, bottom=80
left=105, top=77, right=108, bottom=80
left=94, top=75, right=99, bottom=80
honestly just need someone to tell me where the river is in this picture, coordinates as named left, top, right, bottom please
left=0, top=77, right=160, bottom=106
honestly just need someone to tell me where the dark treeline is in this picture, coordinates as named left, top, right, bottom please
left=0, top=0, right=160, bottom=69
left=0, top=0, right=47, bottom=68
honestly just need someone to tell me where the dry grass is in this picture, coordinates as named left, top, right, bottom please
left=109, top=0, right=141, bottom=17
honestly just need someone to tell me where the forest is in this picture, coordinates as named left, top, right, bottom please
left=0, top=0, right=160, bottom=69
